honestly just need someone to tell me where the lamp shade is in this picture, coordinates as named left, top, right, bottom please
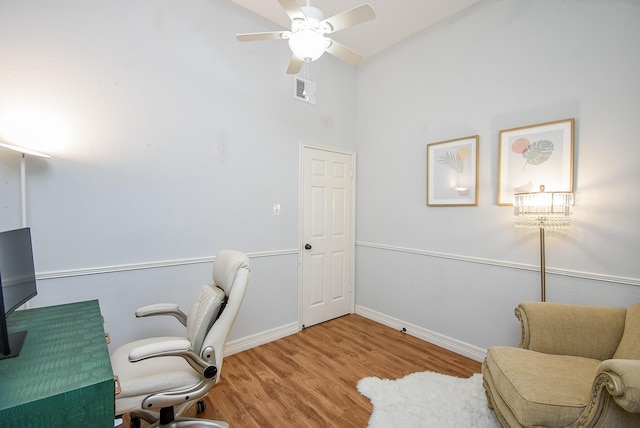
left=513, top=185, right=574, bottom=229
left=0, top=142, right=50, bottom=158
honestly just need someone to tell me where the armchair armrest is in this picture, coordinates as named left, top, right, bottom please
left=576, top=359, right=640, bottom=426
left=597, top=359, right=640, bottom=413
left=516, top=301, right=626, bottom=360
left=135, top=303, right=187, bottom=326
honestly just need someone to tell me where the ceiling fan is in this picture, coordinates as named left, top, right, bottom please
left=236, top=0, right=376, bottom=74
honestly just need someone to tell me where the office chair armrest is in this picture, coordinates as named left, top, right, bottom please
left=127, top=338, right=220, bottom=412
left=128, top=339, right=217, bottom=380
left=128, top=339, right=191, bottom=361
left=135, top=303, right=188, bottom=326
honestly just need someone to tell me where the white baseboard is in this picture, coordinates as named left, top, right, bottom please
left=223, top=308, right=487, bottom=363
left=355, top=305, right=487, bottom=362
left=224, top=321, right=299, bottom=356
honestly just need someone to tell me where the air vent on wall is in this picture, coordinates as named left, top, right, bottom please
left=294, top=77, right=316, bottom=104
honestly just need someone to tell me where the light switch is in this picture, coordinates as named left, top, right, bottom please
left=273, top=203, right=281, bottom=216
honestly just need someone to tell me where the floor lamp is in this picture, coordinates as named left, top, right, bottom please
left=513, top=185, right=574, bottom=302
left=0, top=142, right=51, bottom=227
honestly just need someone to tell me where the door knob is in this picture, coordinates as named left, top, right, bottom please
left=305, top=244, right=312, bottom=250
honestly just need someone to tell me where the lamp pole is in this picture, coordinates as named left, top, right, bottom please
left=0, top=142, right=51, bottom=228
left=514, top=185, right=573, bottom=303
left=20, top=153, right=27, bottom=227
left=539, top=226, right=546, bottom=302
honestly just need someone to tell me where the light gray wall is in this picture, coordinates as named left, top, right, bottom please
left=1, top=0, right=639, bottom=356
left=355, top=0, right=640, bottom=349
left=0, top=0, right=356, bottom=349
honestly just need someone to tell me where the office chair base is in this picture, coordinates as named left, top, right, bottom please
left=136, top=407, right=228, bottom=428
left=151, top=418, right=229, bottom=428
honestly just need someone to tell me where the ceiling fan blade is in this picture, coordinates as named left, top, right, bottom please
left=278, top=0, right=306, bottom=22
left=325, top=39, right=363, bottom=66
left=286, top=55, right=305, bottom=74
left=322, top=4, right=375, bottom=33
left=236, top=31, right=289, bottom=42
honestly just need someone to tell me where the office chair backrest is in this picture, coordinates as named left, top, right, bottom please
left=200, top=250, right=250, bottom=380
left=211, top=249, right=249, bottom=296
left=186, top=283, right=226, bottom=356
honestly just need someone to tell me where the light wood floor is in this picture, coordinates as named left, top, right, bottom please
left=123, top=314, right=481, bottom=427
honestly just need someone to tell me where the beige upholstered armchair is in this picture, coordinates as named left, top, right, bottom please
left=482, top=301, right=640, bottom=427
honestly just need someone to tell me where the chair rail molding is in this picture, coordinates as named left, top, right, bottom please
left=36, top=249, right=299, bottom=280
left=356, top=241, right=640, bottom=287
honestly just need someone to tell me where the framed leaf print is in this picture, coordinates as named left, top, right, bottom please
left=427, top=135, right=479, bottom=206
left=498, top=118, right=574, bottom=205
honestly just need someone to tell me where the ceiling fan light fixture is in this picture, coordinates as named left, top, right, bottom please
left=288, top=28, right=329, bottom=62
left=236, top=2, right=375, bottom=73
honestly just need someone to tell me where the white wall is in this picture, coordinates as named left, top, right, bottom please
left=355, top=0, right=640, bottom=350
left=0, top=0, right=357, bottom=349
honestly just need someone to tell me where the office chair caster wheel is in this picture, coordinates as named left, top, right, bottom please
left=196, top=400, right=206, bottom=413
left=129, top=417, right=141, bottom=428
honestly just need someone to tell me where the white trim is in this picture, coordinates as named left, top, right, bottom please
left=222, top=307, right=488, bottom=363
left=224, top=321, right=298, bottom=356
left=355, top=305, right=487, bottom=362
left=36, top=249, right=299, bottom=280
left=35, top=241, right=637, bottom=289
left=356, top=241, right=640, bottom=287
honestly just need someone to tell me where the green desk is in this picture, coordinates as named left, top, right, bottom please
left=0, top=300, right=114, bottom=427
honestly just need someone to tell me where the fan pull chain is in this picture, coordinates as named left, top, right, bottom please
left=302, top=61, right=309, bottom=101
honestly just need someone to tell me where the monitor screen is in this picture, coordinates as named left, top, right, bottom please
left=0, top=227, right=38, bottom=359
left=0, top=228, right=38, bottom=316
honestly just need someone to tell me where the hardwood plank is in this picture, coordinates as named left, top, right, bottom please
left=120, top=314, right=481, bottom=427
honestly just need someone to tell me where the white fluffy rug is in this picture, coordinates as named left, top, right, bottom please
left=357, top=371, right=500, bottom=428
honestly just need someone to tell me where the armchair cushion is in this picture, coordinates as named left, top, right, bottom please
left=485, top=346, right=601, bottom=427
left=517, top=302, right=626, bottom=360
left=614, top=301, right=640, bottom=359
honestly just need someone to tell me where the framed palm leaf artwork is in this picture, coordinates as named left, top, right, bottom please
left=427, top=135, right=479, bottom=206
left=498, top=118, right=574, bottom=205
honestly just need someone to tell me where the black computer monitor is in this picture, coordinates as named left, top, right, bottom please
left=0, top=227, right=38, bottom=359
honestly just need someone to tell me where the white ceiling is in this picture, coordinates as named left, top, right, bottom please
left=230, top=0, right=480, bottom=61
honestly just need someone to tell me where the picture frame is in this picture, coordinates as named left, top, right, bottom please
left=497, top=118, right=574, bottom=205
left=427, top=135, right=479, bottom=206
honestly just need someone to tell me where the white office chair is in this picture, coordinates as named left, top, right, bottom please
left=110, top=250, right=250, bottom=428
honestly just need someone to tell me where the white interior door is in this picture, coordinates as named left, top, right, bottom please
left=300, top=144, right=355, bottom=328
